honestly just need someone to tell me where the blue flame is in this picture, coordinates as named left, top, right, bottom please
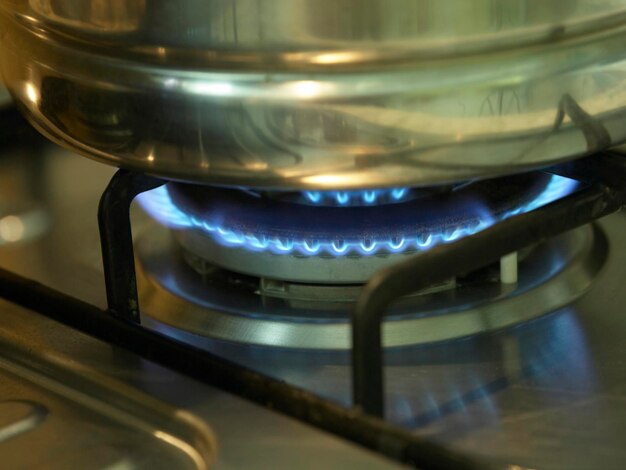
left=303, top=188, right=409, bottom=206
left=137, top=175, right=578, bottom=257
left=136, top=183, right=193, bottom=229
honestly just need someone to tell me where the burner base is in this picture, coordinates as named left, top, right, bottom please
left=181, top=247, right=458, bottom=302
left=136, top=224, right=605, bottom=349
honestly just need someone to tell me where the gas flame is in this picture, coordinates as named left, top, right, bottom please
left=137, top=175, right=578, bottom=257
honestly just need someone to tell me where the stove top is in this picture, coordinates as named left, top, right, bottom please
left=0, top=119, right=625, bottom=469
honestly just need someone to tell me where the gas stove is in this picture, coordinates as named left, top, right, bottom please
left=2, top=0, right=626, bottom=463
left=132, top=172, right=591, bottom=351
left=0, top=99, right=625, bottom=469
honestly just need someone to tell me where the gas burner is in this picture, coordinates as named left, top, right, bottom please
left=137, top=172, right=578, bottom=283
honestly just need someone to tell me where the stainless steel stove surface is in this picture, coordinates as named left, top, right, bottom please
left=0, top=137, right=625, bottom=469
left=0, top=299, right=402, bottom=470
left=0, top=141, right=401, bottom=470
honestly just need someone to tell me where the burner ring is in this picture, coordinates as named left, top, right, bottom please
left=136, top=224, right=606, bottom=349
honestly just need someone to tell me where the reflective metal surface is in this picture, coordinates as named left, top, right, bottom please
left=0, top=302, right=401, bottom=470
left=135, top=224, right=606, bottom=349
left=0, top=137, right=625, bottom=468
left=1, top=1, right=626, bottom=188
left=0, top=314, right=217, bottom=469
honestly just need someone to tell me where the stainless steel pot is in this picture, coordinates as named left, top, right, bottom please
left=1, top=0, right=626, bottom=189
